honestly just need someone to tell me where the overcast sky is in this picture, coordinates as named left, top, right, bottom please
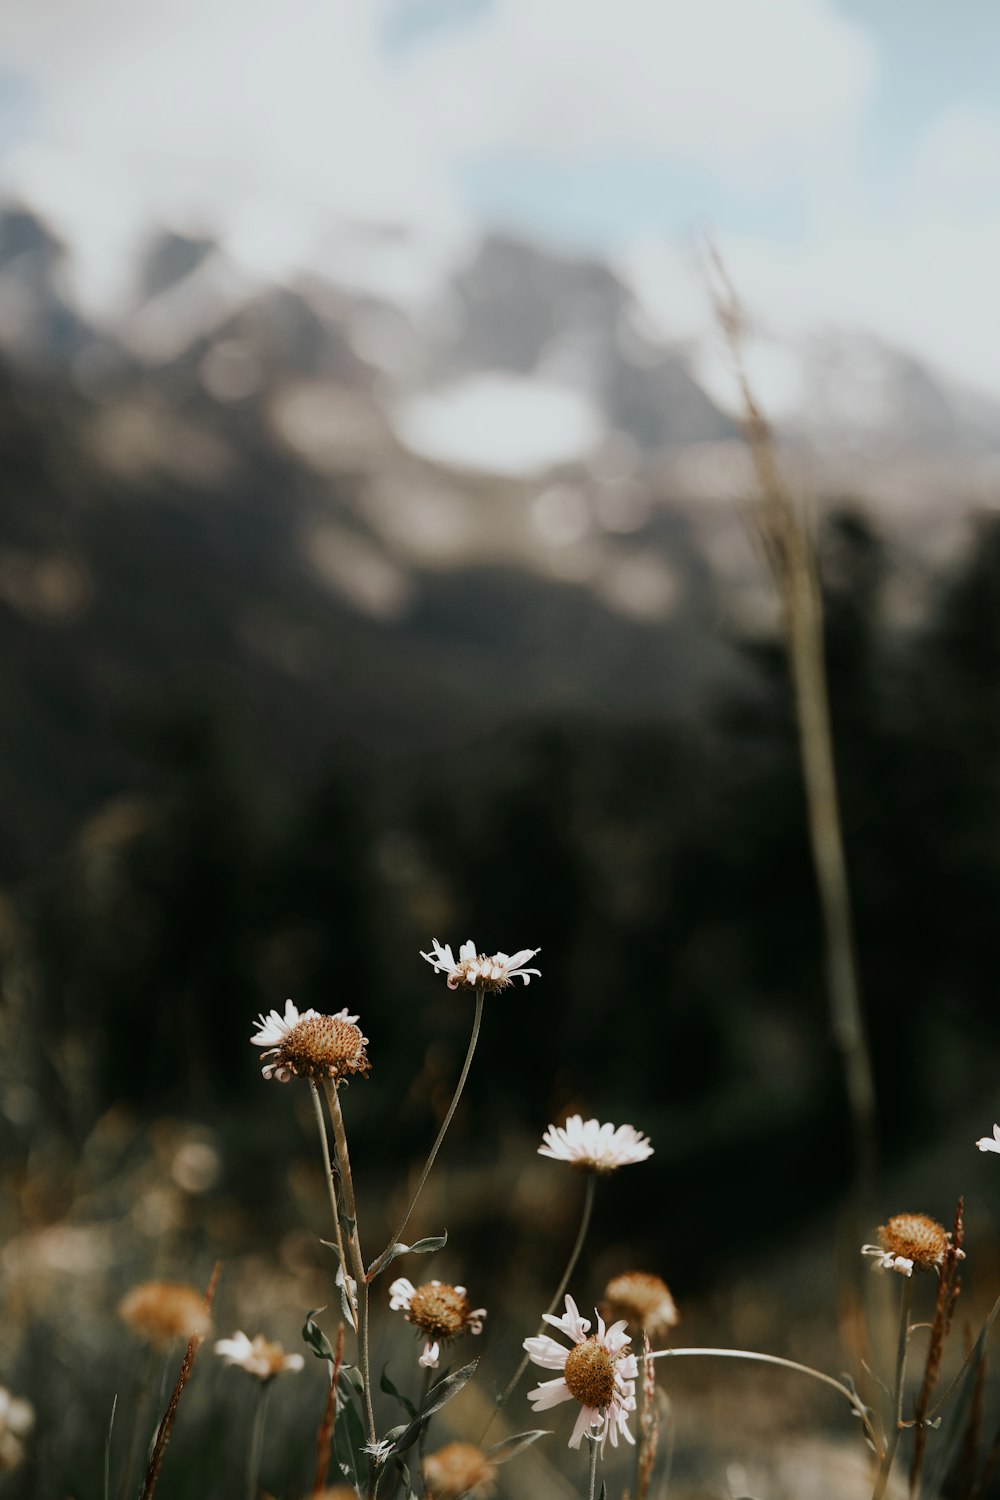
left=1, top=0, right=998, bottom=397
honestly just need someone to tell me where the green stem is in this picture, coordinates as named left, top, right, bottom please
left=247, top=1380, right=271, bottom=1500
left=369, top=987, right=485, bottom=1280
left=632, top=1339, right=646, bottom=1500
left=323, top=1079, right=378, bottom=1462
left=872, top=1278, right=914, bottom=1500
left=417, top=1365, right=433, bottom=1495
left=483, top=1172, right=597, bottom=1440
left=586, top=1431, right=600, bottom=1500
left=651, top=1347, right=880, bottom=1452
left=309, top=1078, right=357, bottom=1330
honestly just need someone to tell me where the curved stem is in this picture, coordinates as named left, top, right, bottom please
left=369, top=987, right=485, bottom=1280
left=309, top=1079, right=356, bottom=1330
left=483, top=1172, right=597, bottom=1440
left=872, top=1278, right=913, bottom=1500
left=651, top=1347, right=879, bottom=1449
left=323, top=1080, right=377, bottom=1459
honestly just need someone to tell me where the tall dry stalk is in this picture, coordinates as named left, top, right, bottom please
left=706, top=242, right=878, bottom=1210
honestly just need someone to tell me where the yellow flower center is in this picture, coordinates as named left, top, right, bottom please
left=878, top=1213, right=950, bottom=1268
left=563, top=1337, right=616, bottom=1410
left=408, top=1283, right=471, bottom=1340
left=276, top=1015, right=369, bottom=1081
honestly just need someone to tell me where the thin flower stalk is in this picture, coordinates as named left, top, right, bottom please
left=650, top=1347, right=881, bottom=1454
left=909, top=1199, right=964, bottom=1496
left=247, top=1382, right=271, bottom=1500
left=872, top=1276, right=914, bottom=1500
left=139, top=1262, right=220, bottom=1500
left=369, top=986, right=486, bottom=1280
left=322, top=1078, right=377, bottom=1457
left=636, top=1336, right=659, bottom=1500
left=586, top=1430, right=600, bottom=1500
left=707, top=241, right=877, bottom=1208
left=484, top=1172, right=597, bottom=1437
left=309, top=1079, right=357, bottom=1330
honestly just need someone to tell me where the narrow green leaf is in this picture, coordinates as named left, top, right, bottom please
left=380, top=1366, right=418, bottom=1419
left=388, top=1359, right=481, bottom=1458
left=333, top=1382, right=369, bottom=1491
left=367, top=1230, right=448, bottom=1281
left=485, top=1429, right=550, bottom=1465
left=598, top=1482, right=607, bottom=1500
left=302, top=1307, right=334, bottom=1361
left=420, top=1358, right=479, bottom=1420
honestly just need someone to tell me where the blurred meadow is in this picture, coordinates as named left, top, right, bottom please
left=3, top=2, right=1000, bottom=1497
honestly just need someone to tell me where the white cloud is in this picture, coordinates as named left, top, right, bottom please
left=0, top=0, right=467, bottom=308
left=396, top=0, right=876, bottom=183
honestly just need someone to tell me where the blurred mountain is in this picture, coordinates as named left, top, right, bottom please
left=1, top=198, right=999, bottom=859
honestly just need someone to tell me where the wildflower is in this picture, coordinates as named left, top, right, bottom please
left=424, top=1441, right=496, bottom=1499
left=118, top=1281, right=212, bottom=1346
left=363, top=1438, right=396, bottom=1466
left=524, top=1294, right=637, bottom=1454
left=538, top=1115, right=653, bottom=1174
left=601, top=1272, right=678, bottom=1343
left=420, top=939, right=540, bottom=992
left=976, top=1124, right=1000, bottom=1153
left=861, top=1213, right=964, bottom=1277
left=388, top=1277, right=486, bottom=1369
left=214, top=1331, right=305, bottom=1380
left=251, top=1000, right=370, bottom=1084
left=0, top=1388, right=34, bottom=1475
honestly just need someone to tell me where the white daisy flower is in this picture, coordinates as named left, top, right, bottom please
left=538, top=1115, right=653, bottom=1174
left=420, top=939, right=541, bottom=992
left=389, top=1277, right=486, bottom=1369
left=250, top=999, right=370, bottom=1084
left=524, top=1294, right=637, bottom=1454
left=861, top=1212, right=963, bottom=1278
left=214, top=1330, right=305, bottom=1380
left=977, top=1124, right=1000, bottom=1153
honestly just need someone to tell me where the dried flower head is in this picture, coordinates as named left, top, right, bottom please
left=389, top=1277, right=486, bottom=1368
left=424, top=1441, right=496, bottom=1500
left=539, top=1115, right=653, bottom=1174
left=0, top=1388, right=34, bottom=1476
left=214, top=1331, right=305, bottom=1380
left=524, top=1294, right=637, bottom=1454
left=420, top=939, right=540, bottom=992
left=862, top=1213, right=964, bottom=1277
left=251, top=1000, right=370, bottom=1084
left=118, top=1281, right=212, bottom=1346
left=977, top=1124, right=1000, bottom=1154
left=601, top=1272, right=679, bottom=1343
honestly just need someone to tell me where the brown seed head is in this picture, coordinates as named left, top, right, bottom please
left=118, top=1281, right=211, bottom=1346
left=423, top=1442, right=496, bottom=1499
left=407, top=1283, right=471, bottom=1340
left=878, top=1213, right=951, bottom=1270
left=563, top=1337, right=617, bottom=1410
left=269, top=1014, right=370, bottom=1082
left=601, top=1272, right=679, bottom=1342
